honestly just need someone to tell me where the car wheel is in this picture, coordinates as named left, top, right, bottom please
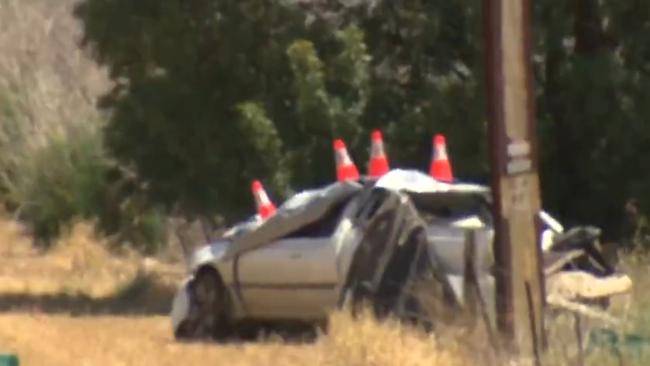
left=174, top=267, right=232, bottom=341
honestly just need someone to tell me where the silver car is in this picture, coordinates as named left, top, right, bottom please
left=170, top=169, right=569, bottom=340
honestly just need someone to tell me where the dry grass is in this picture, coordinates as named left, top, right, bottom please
left=0, top=0, right=110, bottom=148
left=0, top=211, right=467, bottom=366
left=0, top=210, right=648, bottom=365
left=0, top=207, right=33, bottom=257
left=0, top=314, right=316, bottom=366
left=0, top=212, right=474, bottom=365
left=323, top=311, right=475, bottom=366
left=0, top=218, right=141, bottom=298
left=0, top=311, right=476, bottom=366
left=0, top=0, right=114, bottom=244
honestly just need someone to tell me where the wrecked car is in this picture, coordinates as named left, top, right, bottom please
left=170, top=169, right=630, bottom=340
left=171, top=179, right=367, bottom=339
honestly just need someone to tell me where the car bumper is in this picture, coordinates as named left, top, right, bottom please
left=170, top=277, right=192, bottom=334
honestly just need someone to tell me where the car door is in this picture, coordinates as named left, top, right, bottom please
left=236, top=236, right=338, bottom=320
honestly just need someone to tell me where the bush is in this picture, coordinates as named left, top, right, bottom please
left=110, top=195, right=168, bottom=254
left=0, top=80, right=166, bottom=252
left=4, top=123, right=108, bottom=243
left=0, top=118, right=166, bottom=252
left=0, top=0, right=168, bottom=252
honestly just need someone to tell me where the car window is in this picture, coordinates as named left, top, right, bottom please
left=280, top=200, right=349, bottom=239
left=409, top=192, right=492, bottom=225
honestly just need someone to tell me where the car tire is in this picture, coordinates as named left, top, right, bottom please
left=174, top=267, right=232, bottom=341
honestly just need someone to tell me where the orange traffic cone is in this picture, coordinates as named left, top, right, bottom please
left=429, top=134, right=454, bottom=182
left=251, top=180, right=277, bottom=219
left=333, top=139, right=360, bottom=182
left=367, top=130, right=390, bottom=179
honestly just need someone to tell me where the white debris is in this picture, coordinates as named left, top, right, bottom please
left=539, top=210, right=564, bottom=233
left=375, top=169, right=489, bottom=194
left=546, top=271, right=632, bottom=301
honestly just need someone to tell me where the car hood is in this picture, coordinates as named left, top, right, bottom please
left=188, top=240, right=229, bottom=271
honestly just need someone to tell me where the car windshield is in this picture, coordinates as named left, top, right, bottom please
left=407, top=191, right=492, bottom=226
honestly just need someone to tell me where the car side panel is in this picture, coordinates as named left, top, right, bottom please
left=237, top=238, right=338, bottom=319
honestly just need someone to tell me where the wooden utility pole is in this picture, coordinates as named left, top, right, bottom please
left=483, top=0, right=546, bottom=358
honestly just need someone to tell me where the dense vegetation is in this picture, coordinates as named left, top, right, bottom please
left=2, top=0, right=650, bottom=250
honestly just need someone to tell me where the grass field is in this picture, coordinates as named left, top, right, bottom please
left=0, top=216, right=649, bottom=365
left=0, top=217, right=474, bottom=366
left=0, top=312, right=476, bottom=366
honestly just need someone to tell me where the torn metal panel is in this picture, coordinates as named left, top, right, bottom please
left=425, top=225, right=494, bottom=277
left=340, top=184, right=496, bottom=327
left=543, top=249, right=586, bottom=276
left=342, top=187, right=460, bottom=323
left=545, top=226, right=614, bottom=277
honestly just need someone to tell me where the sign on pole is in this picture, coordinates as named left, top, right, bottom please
left=483, top=0, right=546, bottom=357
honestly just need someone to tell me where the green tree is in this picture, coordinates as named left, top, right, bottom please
left=297, top=1, right=488, bottom=178
left=75, top=0, right=650, bottom=242
left=75, top=0, right=373, bottom=222
left=286, top=26, right=370, bottom=187
left=533, top=0, right=650, bottom=239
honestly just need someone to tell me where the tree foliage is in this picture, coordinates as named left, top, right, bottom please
left=75, top=0, right=650, bottom=241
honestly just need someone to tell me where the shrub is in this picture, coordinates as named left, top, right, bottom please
left=0, top=0, right=167, bottom=252
left=0, top=116, right=167, bottom=252
left=4, top=123, right=109, bottom=244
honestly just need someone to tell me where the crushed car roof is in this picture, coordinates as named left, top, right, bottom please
left=221, top=170, right=492, bottom=258
left=223, top=180, right=363, bottom=259
left=375, top=169, right=490, bottom=195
